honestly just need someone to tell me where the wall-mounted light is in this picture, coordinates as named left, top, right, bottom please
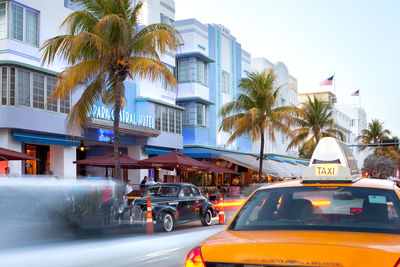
left=79, top=141, right=85, bottom=152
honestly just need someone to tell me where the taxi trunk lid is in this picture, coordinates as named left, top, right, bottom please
left=201, top=230, right=400, bottom=267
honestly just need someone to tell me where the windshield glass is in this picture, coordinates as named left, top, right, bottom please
left=229, top=186, right=400, bottom=234
left=145, top=186, right=179, bottom=197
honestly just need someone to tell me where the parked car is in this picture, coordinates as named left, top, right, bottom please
left=126, top=183, right=217, bottom=232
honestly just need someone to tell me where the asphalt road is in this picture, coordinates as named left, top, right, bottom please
left=0, top=220, right=226, bottom=267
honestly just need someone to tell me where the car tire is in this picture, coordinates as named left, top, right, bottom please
left=160, top=212, right=174, bottom=232
left=201, top=209, right=213, bottom=226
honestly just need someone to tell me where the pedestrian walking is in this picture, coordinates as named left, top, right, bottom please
left=140, top=176, right=148, bottom=192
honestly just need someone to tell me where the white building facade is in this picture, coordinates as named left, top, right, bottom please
left=336, top=104, right=369, bottom=168
left=0, top=0, right=183, bottom=183
left=250, top=57, right=299, bottom=157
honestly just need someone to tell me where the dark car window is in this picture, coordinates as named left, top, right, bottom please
left=144, top=186, right=160, bottom=196
left=229, top=186, right=400, bottom=235
left=181, top=186, right=193, bottom=197
left=144, top=186, right=179, bottom=197
left=158, top=186, right=179, bottom=197
left=191, top=187, right=201, bottom=197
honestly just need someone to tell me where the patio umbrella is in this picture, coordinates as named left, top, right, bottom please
left=201, top=160, right=240, bottom=175
left=139, top=151, right=209, bottom=170
left=0, top=147, right=37, bottom=161
left=73, top=153, right=141, bottom=169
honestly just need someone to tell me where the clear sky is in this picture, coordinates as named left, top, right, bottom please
left=175, top=0, right=400, bottom=138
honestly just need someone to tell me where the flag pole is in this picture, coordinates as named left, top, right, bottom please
left=333, top=72, right=336, bottom=96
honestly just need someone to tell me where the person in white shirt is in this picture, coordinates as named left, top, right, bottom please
left=124, top=180, right=133, bottom=196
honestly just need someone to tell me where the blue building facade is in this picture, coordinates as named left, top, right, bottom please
left=174, top=19, right=253, bottom=153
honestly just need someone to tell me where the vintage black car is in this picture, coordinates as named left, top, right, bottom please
left=131, top=183, right=217, bottom=232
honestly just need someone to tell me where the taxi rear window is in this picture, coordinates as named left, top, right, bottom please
left=229, top=186, right=400, bottom=234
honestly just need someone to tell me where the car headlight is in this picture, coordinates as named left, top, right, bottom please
left=118, top=207, right=124, bottom=213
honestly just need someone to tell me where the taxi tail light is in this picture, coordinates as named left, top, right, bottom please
left=394, top=258, right=400, bottom=267
left=185, top=246, right=205, bottom=267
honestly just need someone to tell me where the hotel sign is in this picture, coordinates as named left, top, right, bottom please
left=91, top=104, right=154, bottom=129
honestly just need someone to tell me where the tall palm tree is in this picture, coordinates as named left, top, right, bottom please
left=357, top=119, right=391, bottom=154
left=40, top=0, right=181, bottom=180
left=219, top=69, right=298, bottom=183
left=287, top=96, right=345, bottom=157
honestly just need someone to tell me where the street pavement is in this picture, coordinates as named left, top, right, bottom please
left=0, top=219, right=226, bottom=267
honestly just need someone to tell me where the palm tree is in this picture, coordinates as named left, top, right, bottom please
left=287, top=96, right=345, bottom=157
left=40, top=0, right=181, bottom=180
left=357, top=119, right=391, bottom=154
left=219, top=69, right=298, bottom=183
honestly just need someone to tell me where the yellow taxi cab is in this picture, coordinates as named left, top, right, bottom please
left=185, top=137, right=400, bottom=267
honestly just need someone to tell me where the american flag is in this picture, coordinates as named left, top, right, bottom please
left=351, top=90, right=360, bottom=96
left=319, top=76, right=334, bottom=86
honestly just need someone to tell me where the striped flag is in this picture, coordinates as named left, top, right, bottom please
left=351, top=90, right=360, bottom=96
left=319, top=76, right=334, bottom=86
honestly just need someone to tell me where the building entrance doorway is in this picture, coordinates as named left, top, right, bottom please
left=24, top=144, right=49, bottom=175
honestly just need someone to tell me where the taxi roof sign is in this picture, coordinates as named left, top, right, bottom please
left=302, top=137, right=361, bottom=183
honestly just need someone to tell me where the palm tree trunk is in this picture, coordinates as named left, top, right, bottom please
left=113, top=80, right=122, bottom=181
left=258, top=131, right=265, bottom=183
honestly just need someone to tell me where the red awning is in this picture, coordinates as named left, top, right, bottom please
left=0, top=147, right=37, bottom=161
left=201, top=161, right=240, bottom=175
left=139, top=151, right=209, bottom=170
left=73, top=153, right=140, bottom=169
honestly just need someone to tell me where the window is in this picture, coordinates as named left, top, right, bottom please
left=175, top=110, right=181, bottom=134
left=178, top=60, right=189, bottom=82
left=161, top=106, right=168, bottom=131
left=1, top=67, right=7, bottom=105
left=32, top=73, right=44, bottom=109
left=160, top=13, right=173, bottom=25
left=191, top=187, right=201, bottom=196
left=10, top=3, right=23, bottom=41
left=0, top=2, right=6, bottom=38
left=17, top=69, right=30, bottom=107
left=46, top=77, right=57, bottom=112
left=351, top=119, right=356, bottom=127
left=7, top=2, right=40, bottom=46
left=222, top=71, right=230, bottom=93
left=230, top=186, right=400, bottom=235
left=196, top=103, right=207, bottom=127
left=161, top=65, right=175, bottom=91
left=0, top=66, right=68, bottom=113
left=168, top=108, right=175, bottom=133
left=155, top=104, right=182, bottom=134
left=181, top=103, right=189, bottom=126
left=26, top=10, right=38, bottom=46
left=9, top=67, right=15, bottom=105
left=60, top=90, right=70, bottom=114
left=196, top=59, right=207, bottom=85
left=155, top=105, right=161, bottom=130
